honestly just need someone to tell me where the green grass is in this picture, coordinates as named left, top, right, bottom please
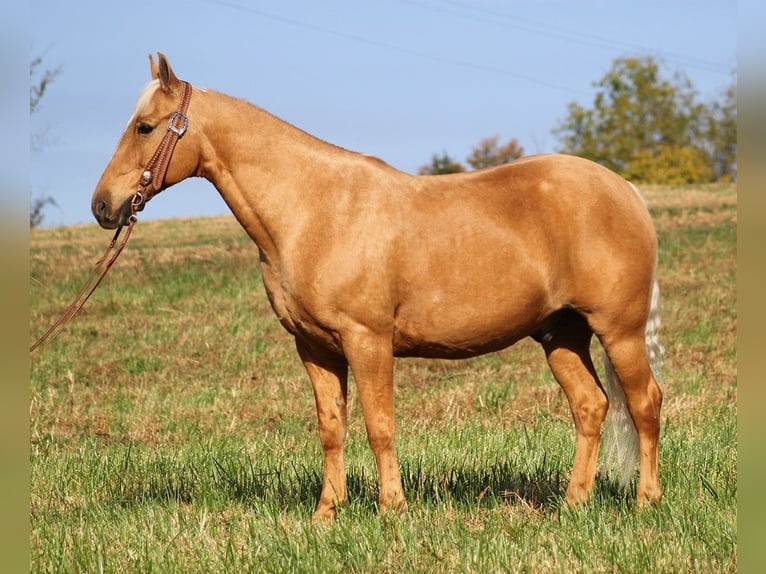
left=30, top=185, right=736, bottom=573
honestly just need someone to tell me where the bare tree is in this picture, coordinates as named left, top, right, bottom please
left=30, top=52, right=62, bottom=227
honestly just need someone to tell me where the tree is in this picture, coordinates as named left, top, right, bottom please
left=554, top=56, right=725, bottom=184
left=30, top=57, right=60, bottom=111
left=465, top=136, right=524, bottom=170
left=627, top=146, right=714, bottom=185
left=418, top=151, right=466, bottom=175
left=418, top=136, right=525, bottom=175
left=30, top=53, right=61, bottom=227
left=705, top=80, right=737, bottom=181
left=29, top=196, right=57, bottom=229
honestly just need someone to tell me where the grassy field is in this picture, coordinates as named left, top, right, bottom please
left=29, top=183, right=736, bottom=573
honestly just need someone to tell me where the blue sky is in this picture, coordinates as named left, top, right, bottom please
left=29, top=0, right=736, bottom=228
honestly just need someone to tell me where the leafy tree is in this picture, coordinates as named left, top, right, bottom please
left=465, top=136, right=524, bottom=170
left=30, top=53, right=61, bottom=227
left=418, top=136, right=525, bottom=175
left=554, top=56, right=727, bottom=184
left=628, top=146, right=714, bottom=185
left=418, top=151, right=466, bottom=175
left=704, top=80, right=737, bottom=181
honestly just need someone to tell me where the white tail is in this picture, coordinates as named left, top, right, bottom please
left=601, top=279, right=664, bottom=487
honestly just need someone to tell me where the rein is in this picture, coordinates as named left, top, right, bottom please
left=30, top=81, right=192, bottom=353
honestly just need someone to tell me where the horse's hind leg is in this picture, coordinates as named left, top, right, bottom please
left=600, top=331, right=663, bottom=505
left=540, top=312, right=608, bottom=505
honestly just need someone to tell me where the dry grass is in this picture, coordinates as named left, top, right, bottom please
left=642, top=182, right=737, bottom=230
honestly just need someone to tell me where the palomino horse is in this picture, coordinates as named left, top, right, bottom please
left=92, top=53, right=663, bottom=521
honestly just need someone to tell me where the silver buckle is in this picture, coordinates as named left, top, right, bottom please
left=131, top=190, right=146, bottom=211
left=168, top=112, right=188, bottom=136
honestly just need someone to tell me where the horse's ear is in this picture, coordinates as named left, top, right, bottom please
left=156, top=52, right=181, bottom=94
left=148, top=54, right=159, bottom=80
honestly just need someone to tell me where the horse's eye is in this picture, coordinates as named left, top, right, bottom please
left=137, top=123, right=154, bottom=136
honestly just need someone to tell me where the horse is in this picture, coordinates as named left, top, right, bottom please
left=91, top=53, right=663, bottom=521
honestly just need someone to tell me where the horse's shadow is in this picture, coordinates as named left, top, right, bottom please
left=209, top=456, right=632, bottom=516
left=109, top=450, right=632, bottom=516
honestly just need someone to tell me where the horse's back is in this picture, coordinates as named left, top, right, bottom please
left=388, top=154, right=657, bottom=356
left=400, top=153, right=656, bottom=286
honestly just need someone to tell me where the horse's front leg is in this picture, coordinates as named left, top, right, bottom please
left=343, top=330, right=407, bottom=515
left=295, top=338, right=349, bottom=522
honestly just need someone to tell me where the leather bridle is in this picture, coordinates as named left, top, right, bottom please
left=30, top=81, right=193, bottom=353
left=131, top=80, right=192, bottom=214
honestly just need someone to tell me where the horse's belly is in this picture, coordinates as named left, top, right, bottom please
left=391, top=302, right=543, bottom=359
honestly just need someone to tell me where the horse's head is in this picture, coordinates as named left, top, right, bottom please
left=91, top=53, right=199, bottom=229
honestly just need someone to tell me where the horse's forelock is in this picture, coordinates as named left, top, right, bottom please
left=125, top=79, right=161, bottom=129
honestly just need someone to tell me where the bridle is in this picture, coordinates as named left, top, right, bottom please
left=30, top=81, right=193, bottom=353
left=132, top=80, right=192, bottom=214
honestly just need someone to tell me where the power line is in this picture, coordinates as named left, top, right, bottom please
left=409, top=0, right=730, bottom=75
left=200, top=0, right=590, bottom=95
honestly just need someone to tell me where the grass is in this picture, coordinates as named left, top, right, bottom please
left=29, top=183, right=736, bottom=573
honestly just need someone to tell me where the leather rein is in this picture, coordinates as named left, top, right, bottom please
left=30, top=81, right=192, bottom=353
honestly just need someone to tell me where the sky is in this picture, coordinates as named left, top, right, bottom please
left=29, top=0, right=737, bottom=228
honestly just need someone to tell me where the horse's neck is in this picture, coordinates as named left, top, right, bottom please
left=198, top=91, right=355, bottom=255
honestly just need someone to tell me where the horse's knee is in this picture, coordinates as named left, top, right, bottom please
left=318, top=414, right=346, bottom=448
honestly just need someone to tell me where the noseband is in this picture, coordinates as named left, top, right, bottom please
left=30, top=82, right=193, bottom=353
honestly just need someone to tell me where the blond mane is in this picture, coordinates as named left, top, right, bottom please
left=125, top=79, right=160, bottom=129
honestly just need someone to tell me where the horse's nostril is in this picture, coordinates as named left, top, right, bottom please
left=91, top=198, right=120, bottom=229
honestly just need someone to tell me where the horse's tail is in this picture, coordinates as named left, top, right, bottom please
left=601, top=278, right=664, bottom=488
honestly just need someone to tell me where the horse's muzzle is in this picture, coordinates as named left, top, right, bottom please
left=92, top=195, right=131, bottom=229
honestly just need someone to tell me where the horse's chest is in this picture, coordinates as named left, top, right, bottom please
left=259, top=265, right=299, bottom=331
left=259, top=262, right=342, bottom=351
